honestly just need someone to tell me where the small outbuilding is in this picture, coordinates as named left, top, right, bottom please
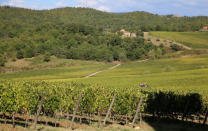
left=203, top=26, right=208, bottom=30
left=119, top=29, right=137, bottom=38
left=200, top=26, right=208, bottom=32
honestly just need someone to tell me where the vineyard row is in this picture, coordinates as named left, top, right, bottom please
left=0, top=80, right=207, bottom=128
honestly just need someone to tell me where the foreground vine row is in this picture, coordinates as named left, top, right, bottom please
left=0, top=80, right=207, bottom=128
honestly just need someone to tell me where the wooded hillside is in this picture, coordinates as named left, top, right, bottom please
left=0, top=6, right=207, bottom=64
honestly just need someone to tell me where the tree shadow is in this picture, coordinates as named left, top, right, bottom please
left=140, top=91, right=208, bottom=131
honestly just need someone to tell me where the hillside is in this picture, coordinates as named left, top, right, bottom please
left=1, top=6, right=208, bottom=33
left=1, top=6, right=208, bottom=66
left=0, top=57, right=114, bottom=79
left=2, top=6, right=174, bottom=67
left=150, top=32, right=208, bottom=49
left=2, top=55, right=208, bottom=93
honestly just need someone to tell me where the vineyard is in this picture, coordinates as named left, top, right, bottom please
left=149, top=32, right=208, bottom=49
left=1, top=55, right=208, bottom=130
left=1, top=5, right=208, bottom=131
left=0, top=80, right=207, bottom=130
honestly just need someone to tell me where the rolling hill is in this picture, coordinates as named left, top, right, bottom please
left=1, top=6, right=208, bottom=33
left=150, top=32, right=208, bottom=49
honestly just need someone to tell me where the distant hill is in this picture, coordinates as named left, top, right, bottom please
left=0, top=6, right=208, bottom=64
left=0, top=6, right=162, bottom=64
left=1, top=6, right=208, bottom=32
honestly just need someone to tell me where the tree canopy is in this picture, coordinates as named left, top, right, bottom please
left=0, top=6, right=206, bottom=63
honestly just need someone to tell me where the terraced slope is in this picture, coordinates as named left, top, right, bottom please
left=149, top=32, right=208, bottom=49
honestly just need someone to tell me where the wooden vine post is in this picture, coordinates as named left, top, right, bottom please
left=98, top=111, right=101, bottom=127
left=203, top=109, right=208, bottom=126
left=25, top=113, right=29, bottom=128
left=3, top=113, right=6, bottom=124
left=132, top=97, right=143, bottom=128
left=12, top=112, right=15, bottom=128
left=140, top=112, right=142, bottom=126
left=70, top=92, right=83, bottom=129
left=33, top=93, right=45, bottom=129
left=103, top=94, right=116, bottom=125
left=182, top=100, right=190, bottom=121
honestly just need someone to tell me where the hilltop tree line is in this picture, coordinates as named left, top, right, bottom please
left=0, top=6, right=208, bottom=33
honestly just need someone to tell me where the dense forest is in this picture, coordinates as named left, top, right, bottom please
left=0, top=21, right=159, bottom=63
left=0, top=6, right=207, bottom=65
left=1, top=6, right=208, bottom=32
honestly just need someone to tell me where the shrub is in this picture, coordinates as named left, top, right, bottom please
left=170, top=44, right=182, bottom=51
left=43, top=53, right=51, bottom=62
left=12, top=58, right=16, bottom=62
left=159, top=43, right=164, bottom=48
left=16, top=50, right=24, bottom=59
left=119, top=52, right=127, bottom=62
left=170, top=40, right=173, bottom=44
left=0, top=56, right=7, bottom=66
left=24, top=47, right=35, bottom=58
left=136, top=31, right=144, bottom=37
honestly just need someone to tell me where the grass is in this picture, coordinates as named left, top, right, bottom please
left=149, top=32, right=208, bottom=49
left=2, top=55, right=208, bottom=92
left=3, top=56, right=114, bottom=73
left=74, top=55, right=208, bottom=104
left=1, top=55, right=208, bottom=97
left=76, top=55, right=208, bottom=88
left=0, top=57, right=114, bottom=80
left=78, top=67, right=208, bottom=96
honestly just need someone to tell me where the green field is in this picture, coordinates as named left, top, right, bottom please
left=76, top=56, right=208, bottom=101
left=0, top=57, right=114, bottom=80
left=150, top=32, right=208, bottom=49
left=2, top=55, right=208, bottom=96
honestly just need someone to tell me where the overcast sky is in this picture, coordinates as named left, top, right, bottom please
left=0, top=0, right=208, bottom=16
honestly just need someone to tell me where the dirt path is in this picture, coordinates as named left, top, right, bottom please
left=85, top=63, right=121, bottom=78
left=144, top=32, right=192, bottom=50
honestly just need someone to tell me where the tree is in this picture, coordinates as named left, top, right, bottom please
left=0, top=55, right=6, bottom=66
left=24, top=47, right=35, bottom=58
left=16, top=50, right=24, bottom=59
left=0, top=7, right=172, bottom=62
left=43, top=53, right=51, bottom=62
left=104, top=51, right=113, bottom=62
left=119, top=52, right=127, bottom=62
left=136, top=31, right=143, bottom=37
left=170, top=44, right=182, bottom=51
left=156, top=25, right=161, bottom=31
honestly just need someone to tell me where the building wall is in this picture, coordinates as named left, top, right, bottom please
left=120, top=29, right=136, bottom=38
left=203, top=26, right=208, bottom=30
